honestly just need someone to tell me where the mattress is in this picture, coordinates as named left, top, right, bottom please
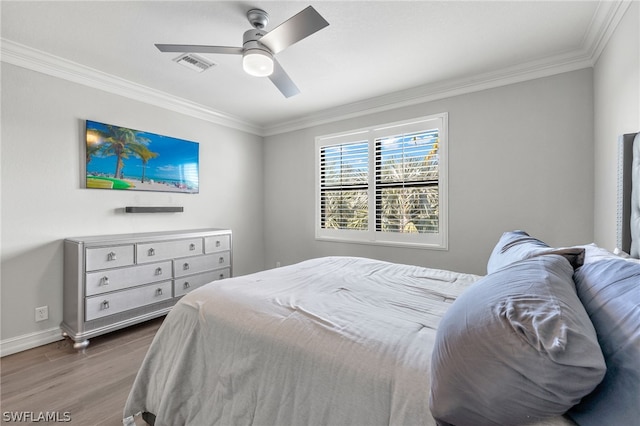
left=123, top=256, right=577, bottom=426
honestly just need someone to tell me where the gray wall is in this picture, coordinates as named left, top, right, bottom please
left=1, top=64, right=265, bottom=347
left=593, top=2, right=640, bottom=250
left=263, top=69, right=595, bottom=275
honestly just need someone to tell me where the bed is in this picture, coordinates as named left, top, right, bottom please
left=124, top=131, right=639, bottom=426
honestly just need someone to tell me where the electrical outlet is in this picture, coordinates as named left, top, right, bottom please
left=35, top=306, right=48, bottom=322
left=276, top=261, right=281, bottom=268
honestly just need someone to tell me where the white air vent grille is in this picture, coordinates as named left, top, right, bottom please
left=173, top=53, right=215, bottom=73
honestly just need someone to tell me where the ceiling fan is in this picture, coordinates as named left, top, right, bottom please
left=155, top=5, right=329, bottom=98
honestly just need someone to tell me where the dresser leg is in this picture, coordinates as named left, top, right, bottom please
left=73, top=339, right=90, bottom=351
left=61, top=331, right=90, bottom=351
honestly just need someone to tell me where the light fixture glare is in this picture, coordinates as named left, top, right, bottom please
left=243, top=49, right=274, bottom=77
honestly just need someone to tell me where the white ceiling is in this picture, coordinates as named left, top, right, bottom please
left=0, top=1, right=625, bottom=135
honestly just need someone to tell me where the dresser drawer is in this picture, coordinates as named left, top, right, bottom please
left=205, top=234, right=231, bottom=253
left=85, top=245, right=134, bottom=271
left=174, top=254, right=217, bottom=278
left=212, top=251, right=231, bottom=270
left=137, top=238, right=203, bottom=263
left=85, top=261, right=172, bottom=296
left=174, top=268, right=231, bottom=297
left=85, top=281, right=172, bottom=321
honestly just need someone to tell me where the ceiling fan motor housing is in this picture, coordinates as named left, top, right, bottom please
left=242, top=29, right=274, bottom=76
left=243, top=29, right=273, bottom=58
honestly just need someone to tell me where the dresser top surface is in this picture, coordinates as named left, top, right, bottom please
left=65, top=228, right=231, bottom=245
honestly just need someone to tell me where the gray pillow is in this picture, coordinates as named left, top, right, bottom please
left=487, top=230, right=585, bottom=274
left=568, top=258, right=640, bottom=425
left=486, top=230, right=549, bottom=274
left=430, top=255, right=606, bottom=426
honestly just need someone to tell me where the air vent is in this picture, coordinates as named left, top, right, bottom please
left=173, top=53, right=215, bottom=73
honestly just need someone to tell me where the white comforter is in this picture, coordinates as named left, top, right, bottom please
left=123, top=256, right=575, bottom=426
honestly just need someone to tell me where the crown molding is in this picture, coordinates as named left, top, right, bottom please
left=0, top=38, right=263, bottom=136
left=1, top=1, right=629, bottom=138
left=262, top=50, right=595, bottom=136
left=262, top=0, right=630, bottom=136
left=583, top=0, right=633, bottom=61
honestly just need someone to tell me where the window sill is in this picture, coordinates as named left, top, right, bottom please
left=315, top=235, right=448, bottom=251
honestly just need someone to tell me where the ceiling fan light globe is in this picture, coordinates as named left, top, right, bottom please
left=243, top=50, right=274, bottom=77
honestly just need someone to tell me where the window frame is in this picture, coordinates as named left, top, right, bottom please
left=315, top=112, right=448, bottom=250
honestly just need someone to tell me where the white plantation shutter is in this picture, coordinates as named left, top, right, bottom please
left=316, top=113, right=448, bottom=249
left=319, top=141, right=369, bottom=230
left=375, top=128, right=440, bottom=233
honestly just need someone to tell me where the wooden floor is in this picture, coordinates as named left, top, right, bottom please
left=1, top=317, right=164, bottom=425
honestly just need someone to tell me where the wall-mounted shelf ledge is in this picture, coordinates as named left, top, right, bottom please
left=125, top=206, right=184, bottom=213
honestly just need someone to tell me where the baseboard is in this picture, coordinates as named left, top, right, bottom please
left=0, top=327, right=64, bottom=357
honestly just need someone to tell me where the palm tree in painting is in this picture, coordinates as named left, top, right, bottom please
left=88, top=125, right=153, bottom=179
left=129, top=143, right=159, bottom=183
left=105, top=126, right=136, bottom=178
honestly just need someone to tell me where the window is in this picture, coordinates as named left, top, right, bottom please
left=316, top=113, right=448, bottom=249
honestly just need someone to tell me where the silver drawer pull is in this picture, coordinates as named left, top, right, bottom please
left=148, top=248, right=155, bottom=256
left=155, top=267, right=163, bottom=276
left=101, top=276, right=110, bottom=286
left=189, top=243, right=196, bottom=251
left=107, top=252, right=117, bottom=261
left=219, top=256, right=225, bottom=264
left=156, top=288, right=163, bottom=296
left=102, top=300, right=110, bottom=310
left=183, top=263, right=190, bottom=270
left=215, top=240, right=221, bottom=248
left=219, top=273, right=225, bottom=280
left=183, top=282, right=190, bottom=289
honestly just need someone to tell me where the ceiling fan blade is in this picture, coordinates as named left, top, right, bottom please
left=155, top=44, right=243, bottom=55
left=260, top=6, right=329, bottom=54
left=269, top=59, right=300, bottom=98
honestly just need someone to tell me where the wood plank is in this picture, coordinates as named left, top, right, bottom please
left=1, top=317, right=163, bottom=425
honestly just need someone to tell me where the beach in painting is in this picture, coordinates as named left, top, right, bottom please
left=86, top=175, right=197, bottom=192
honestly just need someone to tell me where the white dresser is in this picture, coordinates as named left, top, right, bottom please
left=61, top=228, right=232, bottom=349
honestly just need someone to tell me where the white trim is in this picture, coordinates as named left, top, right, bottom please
left=264, top=51, right=593, bottom=136
left=0, top=39, right=263, bottom=136
left=584, top=0, right=633, bottom=63
left=1, top=327, right=64, bottom=357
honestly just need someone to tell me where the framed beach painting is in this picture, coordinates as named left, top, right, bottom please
left=85, top=120, right=199, bottom=194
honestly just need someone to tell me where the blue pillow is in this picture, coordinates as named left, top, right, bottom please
left=430, top=255, right=606, bottom=426
left=568, top=258, right=640, bottom=425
